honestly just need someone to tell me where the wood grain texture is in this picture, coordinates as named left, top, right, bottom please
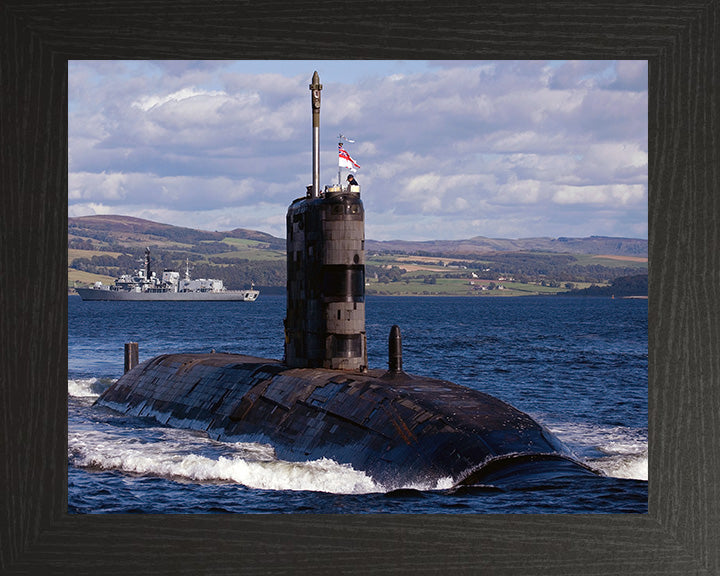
left=1, top=0, right=718, bottom=574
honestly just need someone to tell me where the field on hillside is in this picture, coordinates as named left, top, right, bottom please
left=68, top=268, right=116, bottom=287
left=212, top=238, right=285, bottom=261
left=574, top=254, right=648, bottom=268
left=366, top=277, right=605, bottom=297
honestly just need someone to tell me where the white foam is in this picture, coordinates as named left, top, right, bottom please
left=68, top=425, right=458, bottom=494
left=68, top=429, right=386, bottom=494
left=68, top=377, right=114, bottom=398
left=99, top=405, right=456, bottom=491
left=590, top=452, right=648, bottom=481
left=546, top=421, right=648, bottom=481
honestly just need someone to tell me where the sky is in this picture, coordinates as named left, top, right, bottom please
left=68, top=60, right=648, bottom=241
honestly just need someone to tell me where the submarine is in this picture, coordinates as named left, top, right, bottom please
left=96, top=72, right=598, bottom=489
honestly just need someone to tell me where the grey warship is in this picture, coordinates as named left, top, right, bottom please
left=76, top=248, right=259, bottom=302
left=96, top=72, right=598, bottom=489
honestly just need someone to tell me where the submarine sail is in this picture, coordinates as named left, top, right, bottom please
left=95, top=72, right=598, bottom=489
left=285, top=71, right=366, bottom=371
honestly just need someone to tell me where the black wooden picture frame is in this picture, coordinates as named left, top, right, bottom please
left=1, top=1, right=718, bottom=574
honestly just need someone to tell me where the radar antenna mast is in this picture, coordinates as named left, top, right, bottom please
left=309, top=71, right=322, bottom=197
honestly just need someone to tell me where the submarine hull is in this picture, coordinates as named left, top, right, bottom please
left=96, top=352, right=596, bottom=488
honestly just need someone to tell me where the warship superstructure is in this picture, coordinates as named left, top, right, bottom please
left=95, top=72, right=598, bottom=489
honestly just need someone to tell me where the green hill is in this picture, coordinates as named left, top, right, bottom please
left=68, top=215, right=286, bottom=290
left=68, top=215, right=648, bottom=296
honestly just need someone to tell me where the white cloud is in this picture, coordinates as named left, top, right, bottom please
left=68, top=60, right=648, bottom=241
left=131, top=87, right=228, bottom=112
left=69, top=171, right=128, bottom=201
left=496, top=177, right=542, bottom=204
left=552, top=184, right=646, bottom=205
left=68, top=202, right=116, bottom=217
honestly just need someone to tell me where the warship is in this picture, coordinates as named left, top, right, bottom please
left=95, top=72, right=598, bottom=489
left=76, top=248, right=259, bottom=301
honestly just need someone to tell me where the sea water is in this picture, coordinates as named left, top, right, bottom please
left=68, top=294, right=648, bottom=513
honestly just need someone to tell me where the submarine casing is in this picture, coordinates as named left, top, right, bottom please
left=98, top=351, right=590, bottom=487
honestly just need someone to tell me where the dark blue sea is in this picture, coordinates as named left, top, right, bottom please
left=68, top=294, right=648, bottom=513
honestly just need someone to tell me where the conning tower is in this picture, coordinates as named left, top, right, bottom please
left=284, top=72, right=367, bottom=371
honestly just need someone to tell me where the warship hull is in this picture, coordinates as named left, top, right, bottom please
left=76, top=288, right=259, bottom=301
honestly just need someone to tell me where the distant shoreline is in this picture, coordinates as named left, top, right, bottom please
left=69, top=291, right=647, bottom=299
